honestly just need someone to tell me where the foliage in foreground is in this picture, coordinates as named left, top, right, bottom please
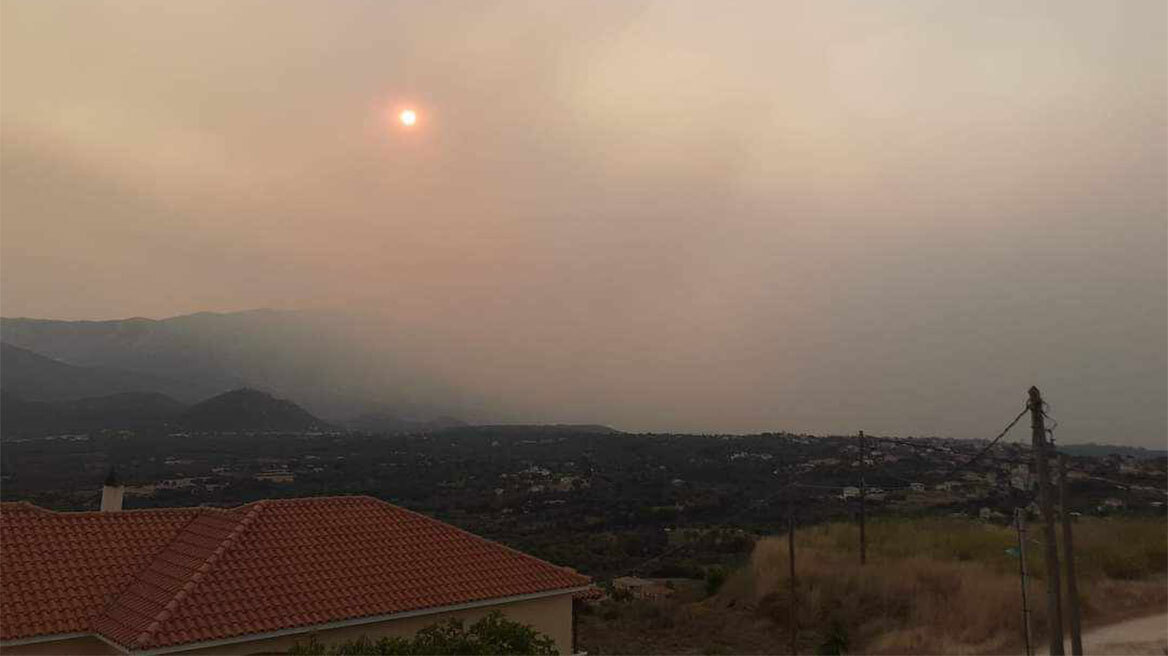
left=730, top=516, right=1167, bottom=654
left=288, top=611, right=558, bottom=655
left=577, top=516, right=1167, bottom=656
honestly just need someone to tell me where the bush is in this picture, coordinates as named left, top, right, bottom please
left=815, top=619, right=848, bottom=655
left=732, top=517, right=1168, bottom=654
left=288, top=611, right=558, bottom=655
left=705, top=566, right=728, bottom=597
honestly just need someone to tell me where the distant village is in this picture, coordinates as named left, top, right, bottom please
left=3, top=427, right=1164, bottom=582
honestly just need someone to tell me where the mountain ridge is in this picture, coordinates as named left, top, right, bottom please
left=0, top=310, right=451, bottom=422
left=0, top=342, right=214, bottom=401
left=180, top=388, right=329, bottom=433
left=1, top=387, right=330, bottom=436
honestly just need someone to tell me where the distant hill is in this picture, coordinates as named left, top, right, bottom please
left=0, top=342, right=208, bottom=402
left=437, top=424, right=622, bottom=437
left=1058, top=442, right=1168, bottom=459
left=1, top=391, right=187, bottom=436
left=345, top=412, right=467, bottom=434
left=1, top=387, right=329, bottom=436
left=0, top=312, right=280, bottom=400
left=180, top=388, right=328, bottom=432
left=0, top=310, right=462, bottom=422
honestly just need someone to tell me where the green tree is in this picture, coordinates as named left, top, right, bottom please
left=288, top=611, right=559, bottom=655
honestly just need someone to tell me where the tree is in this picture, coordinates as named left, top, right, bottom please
left=288, top=611, right=559, bottom=655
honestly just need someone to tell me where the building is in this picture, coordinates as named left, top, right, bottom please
left=1099, top=497, right=1125, bottom=511
left=610, top=577, right=673, bottom=601
left=979, top=507, right=1006, bottom=521
left=1009, top=464, right=1032, bottom=491
left=252, top=470, right=295, bottom=483
left=0, top=492, right=588, bottom=655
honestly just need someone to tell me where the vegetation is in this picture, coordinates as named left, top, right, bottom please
left=287, top=612, right=557, bottom=655
left=1, top=387, right=328, bottom=435
left=579, top=516, right=1167, bottom=655
left=735, top=518, right=1166, bottom=653
left=4, top=426, right=1165, bottom=583
left=2, top=405, right=1164, bottom=653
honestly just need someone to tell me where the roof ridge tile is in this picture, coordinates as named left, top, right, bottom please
left=99, top=501, right=269, bottom=650
left=7, top=496, right=589, bottom=651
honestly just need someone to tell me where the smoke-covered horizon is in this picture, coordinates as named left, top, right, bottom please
left=2, top=1, right=1165, bottom=446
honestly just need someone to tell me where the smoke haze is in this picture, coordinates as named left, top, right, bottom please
left=2, top=1, right=1165, bottom=445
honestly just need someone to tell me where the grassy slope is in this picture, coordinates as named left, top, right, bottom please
left=579, top=516, right=1166, bottom=655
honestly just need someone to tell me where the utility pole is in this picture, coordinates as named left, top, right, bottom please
left=1015, top=507, right=1033, bottom=656
left=1059, top=455, right=1083, bottom=655
left=858, top=430, right=867, bottom=566
left=788, top=484, right=798, bottom=656
left=1029, top=386, right=1064, bottom=655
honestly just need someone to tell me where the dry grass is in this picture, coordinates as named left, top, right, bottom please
left=578, top=516, right=1165, bottom=654
left=721, top=517, right=1167, bottom=654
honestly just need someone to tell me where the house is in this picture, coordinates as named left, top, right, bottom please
left=841, top=486, right=860, bottom=500
left=252, top=469, right=295, bottom=483
left=979, top=507, right=1006, bottom=521
left=1010, top=465, right=1032, bottom=491
left=1099, top=497, right=1125, bottom=511
left=610, top=577, right=673, bottom=600
left=0, top=486, right=588, bottom=655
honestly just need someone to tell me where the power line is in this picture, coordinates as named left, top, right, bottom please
left=942, top=406, right=1030, bottom=479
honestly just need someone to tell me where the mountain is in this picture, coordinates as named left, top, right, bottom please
left=344, top=412, right=467, bottom=434
left=1, top=342, right=209, bottom=401
left=1058, top=443, right=1168, bottom=459
left=0, top=310, right=462, bottom=422
left=1, top=391, right=187, bottom=436
left=0, top=387, right=328, bottom=436
left=436, top=424, right=622, bottom=437
left=179, top=388, right=328, bottom=432
left=0, top=312, right=281, bottom=398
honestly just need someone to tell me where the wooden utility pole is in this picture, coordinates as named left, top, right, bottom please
left=1059, top=455, right=1083, bottom=655
left=1029, top=386, right=1064, bottom=655
left=788, top=484, right=798, bottom=656
left=858, top=430, right=867, bottom=566
left=1015, top=507, right=1034, bottom=656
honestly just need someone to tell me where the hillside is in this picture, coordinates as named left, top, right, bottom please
left=579, top=517, right=1168, bottom=655
left=180, top=388, right=328, bottom=432
left=1, top=391, right=187, bottom=436
left=437, top=424, right=623, bottom=437
left=0, top=310, right=460, bottom=422
left=1, top=387, right=328, bottom=437
left=0, top=342, right=208, bottom=401
left=345, top=412, right=467, bottom=434
left=1059, top=443, right=1168, bottom=459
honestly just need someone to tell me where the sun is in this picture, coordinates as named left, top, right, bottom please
left=399, top=109, right=417, bottom=127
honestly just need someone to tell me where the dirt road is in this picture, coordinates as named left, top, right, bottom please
left=1081, top=613, right=1168, bottom=655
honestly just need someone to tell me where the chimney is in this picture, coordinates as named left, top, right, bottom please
left=101, top=467, right=124, bottom=512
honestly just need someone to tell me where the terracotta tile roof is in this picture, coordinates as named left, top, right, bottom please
left=1, top=496, right=589, bottom=651
left=1, top=502, right=199, bottom=642
left=573, top=585, right=605, bottom=602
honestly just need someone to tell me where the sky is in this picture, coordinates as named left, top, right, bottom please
left=2, top=1, right=1165, bottom=446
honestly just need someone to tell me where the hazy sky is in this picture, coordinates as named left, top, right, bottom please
left=2, top=1, right=1165, bottom=445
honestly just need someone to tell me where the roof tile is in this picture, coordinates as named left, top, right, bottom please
left=2, top=496, right=588, bottom=650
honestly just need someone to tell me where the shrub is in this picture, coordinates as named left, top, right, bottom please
left=603, top=579, right=633, bottom=602
left=287, top=611, right=558, bottom=655
left=704, top=566, right=728, bottom=597
left=815, top=618, right=848, bottom=655
left=733, top=517, right=1167, bottom=654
